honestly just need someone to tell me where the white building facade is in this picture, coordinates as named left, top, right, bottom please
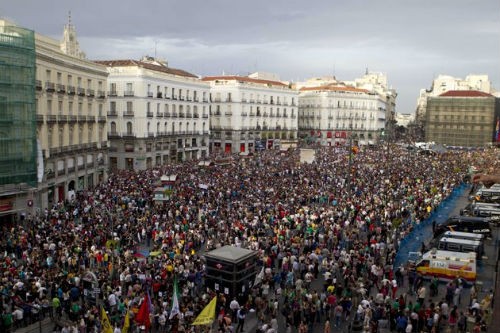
left=96, top=57, right=210, bottom=170
left=202, top=74, right=299, bottom=153
left=36, top=19, right=109, bottom=207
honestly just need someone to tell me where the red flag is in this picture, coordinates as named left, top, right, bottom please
left=135, top=294, right=151, bottom=329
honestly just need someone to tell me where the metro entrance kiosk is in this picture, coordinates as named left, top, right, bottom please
left=204, top=246, right=258, bottom=300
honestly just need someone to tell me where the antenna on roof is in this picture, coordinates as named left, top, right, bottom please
left=68, top=10, right=72, bottom=26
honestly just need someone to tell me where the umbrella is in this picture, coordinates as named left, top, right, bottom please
left=149, top=251, right=162, bottom=257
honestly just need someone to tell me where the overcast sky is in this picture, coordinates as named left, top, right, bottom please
left=2, top=0, right=499, bottom=114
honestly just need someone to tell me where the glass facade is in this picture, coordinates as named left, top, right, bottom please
left=0, top=25, right=37, bottom=186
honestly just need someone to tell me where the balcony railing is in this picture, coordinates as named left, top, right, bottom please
left=67, top=85, right=75, bottom=95
left=146, top=111, right=154, bottom=118
left=56, top=84, right=66, bottom=93
left=147, top=92, right=154, bottom=98
left=45, top=82, right=55, bottom=92
left=98, top=116, right=106, bottom=122
left=156, top=92, right=163, bottom=98
left=86, top=89, right=95, bottom=97
left=107, top=110, right=118, bottom=117
left=108, top=90, right=117, bottom=97
left=156, top=112, right=163, bottom=118
left=193, top=113, right=199, bottom=118
left=97, top=90, right=105, bottom=98
left=35, top=80, right=42, bottom=91
left=123, top=111, right=134, bottom=117
left=124, top=90, right=134, bottom=97
left=77, top=87, right=85, bottom=96
left=46, top=115, right=57, bottom=123
left=202, top=113, right=208, bottom=118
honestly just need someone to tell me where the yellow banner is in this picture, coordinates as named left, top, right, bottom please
left=191, top=296, right=217, bottom=326
left=122, top=311, right=130, bottom=333
left=101, top=307, right=113, bottom=333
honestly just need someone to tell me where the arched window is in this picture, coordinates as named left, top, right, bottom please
left=110, top=121, right=117, bottom=133
left=126, top=121, right=133, bottom=134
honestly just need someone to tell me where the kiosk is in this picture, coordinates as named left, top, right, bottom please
left=204, top=246, right=258, bottom=299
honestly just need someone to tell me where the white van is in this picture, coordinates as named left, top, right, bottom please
left=437, top=237, right=483, bottom=258
left=441, top=231, right=484, bottom=243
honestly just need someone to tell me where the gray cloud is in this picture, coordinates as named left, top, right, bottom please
left=1, top=0, right=499, bottom=114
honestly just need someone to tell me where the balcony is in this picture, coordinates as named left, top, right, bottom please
left=87, top=116, right=96, bottom=122
left=178, top=112, right=185, bottom=118
left=77, top=87, right=85, bottom=96
left=98, top=116, right=106, bottom=123
left=156, top=112, right=163, bottom=118
left=156, top=92, right=163, bottom=98
left=164, top=112, right=171, bottom=118
left=78, top=115, right=86, bottom=122
left=123, top=111, right=134, bottom=117
left=108, top=90, right=117, bottom=97
left=171, top=112, right=178, bottom=117
left=107, top=131, right=120, bottom=138
left=202, top=113, right=208, bottom=118
left=224, top=112, right=232, bottom=116
left=68, top=115, right=78, bottom=123
left=186, top=112, right=192, bottom=118
left=58, top=114, right=68, bottom=122
left=46, top=115, right=57, bottom=123
left=67, top=85, right=75, bottom=95
left=123, top=132, right=135, bottom=138
left=241, top=99, right=247, bottom=103
left=97, top=90, right=105, bottom=98
left=107, top=110, right=118, bottom=117
left=147, top=92, right=154, bottom=98
left=124, top=90, right=134, bottom=97
left=56, top=84, right=66, bottom=93
left=146, top=111, right=154, bottom=118
left=36, top=114, right=44, bottom=123
left=148, top=132, right=155, bottom=138
left=241, top=112, right=248, bottom=117
left=45, top=81, right=55, bottom=92
left=193, top=113, right=199, bottom=118
left=35, top=80, right=42, bottom=91
left=86, top=89, right=95, bottom=97
left=202, top=98, right=208, bottom=103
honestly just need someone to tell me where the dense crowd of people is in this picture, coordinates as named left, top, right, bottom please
left=0, top=144, right=498, bottom=333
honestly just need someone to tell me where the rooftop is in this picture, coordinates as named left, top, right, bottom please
left=202, top=75, right=287, bottom=87
left=300, top=84, right=369, bottom=93
left=94, top=59, right=198, bottom=78
left=204, top=245, right=257, bottom=263
left=439, top=90, right=493, bottom=97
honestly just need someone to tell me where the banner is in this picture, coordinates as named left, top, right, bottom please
left=122, top=311, right=130, bottom=333
left=192, top=296, right=217, bottom=326
left=169, top=277, right=180, bottom=319
left=100, top=307, right=113, bottom=333
left=135, top=294, right=151, bottom=329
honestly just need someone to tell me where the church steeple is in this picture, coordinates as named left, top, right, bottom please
left=60, top=11, right=86, bottom=59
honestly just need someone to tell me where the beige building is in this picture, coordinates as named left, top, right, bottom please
left=425, top=90, right=497, bottom=147
left=36, top=18, right=109, bottom=207
left=415, top=74, right=495, bottom=124
left=96, top=57, right=210, bottom=170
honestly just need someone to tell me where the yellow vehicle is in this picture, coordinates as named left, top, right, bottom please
left=413, top=249, right=476, bottom=282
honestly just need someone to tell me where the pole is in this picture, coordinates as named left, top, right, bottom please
left=347, top=132, right=352, bottom=195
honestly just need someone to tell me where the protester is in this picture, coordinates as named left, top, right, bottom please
left=0, top=145, right=497, bottom=333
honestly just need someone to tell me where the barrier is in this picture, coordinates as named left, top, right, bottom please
left=393, top=183, right=469, bottom=269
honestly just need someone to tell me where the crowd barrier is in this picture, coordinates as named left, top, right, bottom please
left=393, top=183, right=469, bottom=269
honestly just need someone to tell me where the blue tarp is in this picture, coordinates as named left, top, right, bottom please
left=393, top=183, right=469, bottom=269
